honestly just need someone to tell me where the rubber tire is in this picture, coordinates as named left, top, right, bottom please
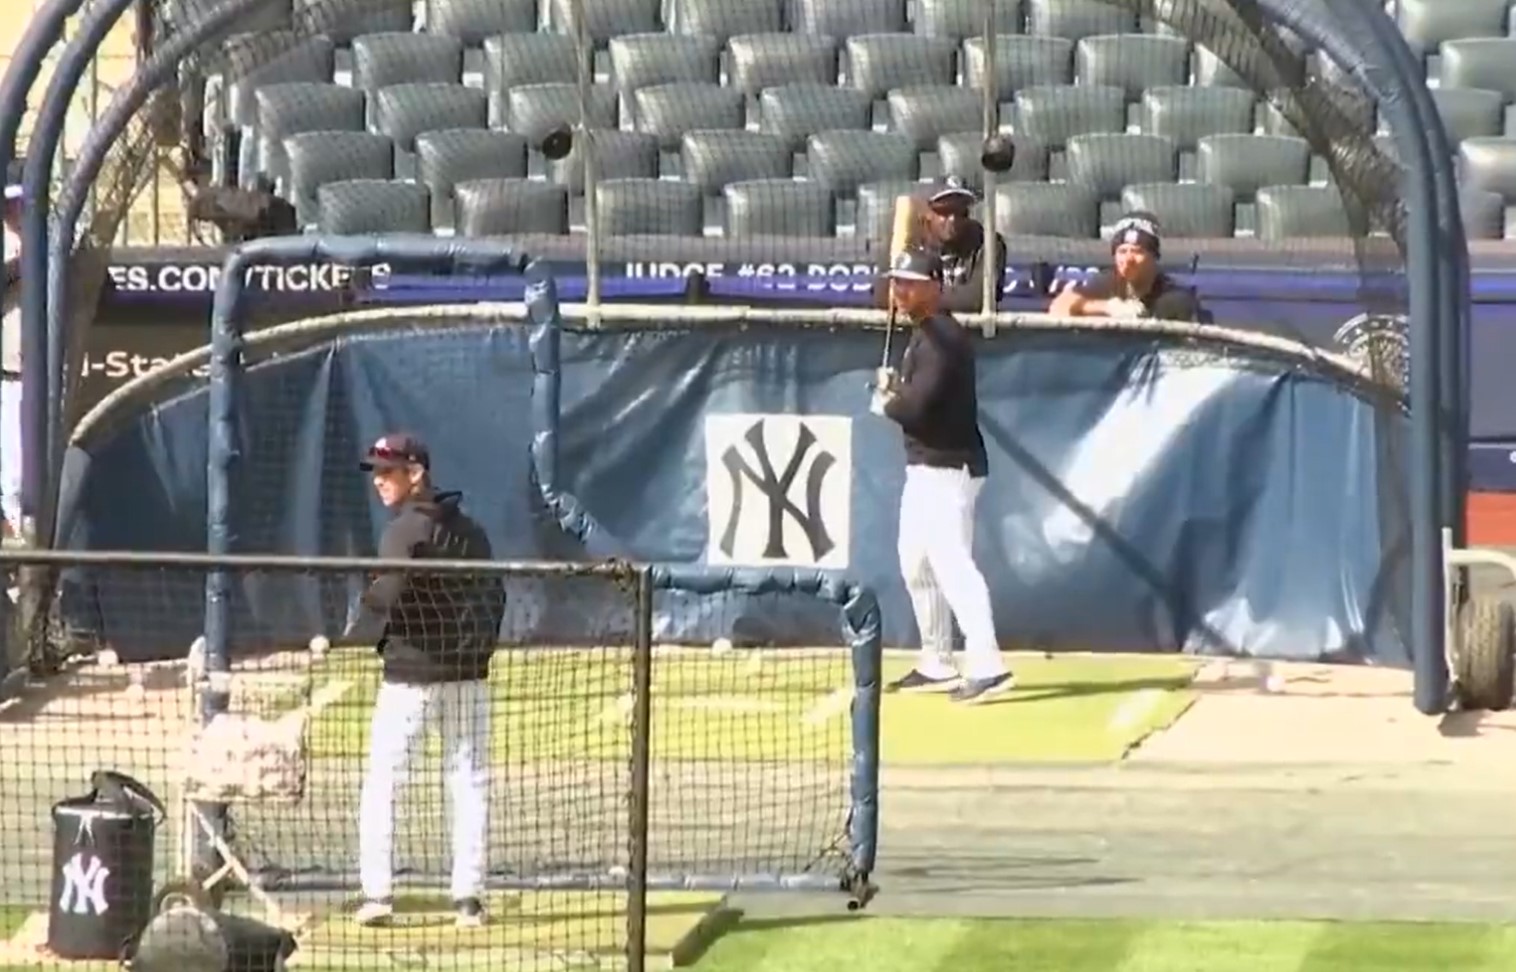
left=1452, top=598, right=1516, bottom=712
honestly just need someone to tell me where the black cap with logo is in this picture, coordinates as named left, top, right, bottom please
left=883, top=246, right=944, bottom=283
left=359, top=433, right=431, bottom=472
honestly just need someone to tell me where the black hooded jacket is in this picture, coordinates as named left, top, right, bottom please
left=873, top=219, right=1008, bottom=313
left=361, top=490, right=505, bottom=684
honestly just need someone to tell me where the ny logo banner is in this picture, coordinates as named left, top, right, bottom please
left=705, top=414, right=852, bottom=569
left=58, top=852, right=111, bottom=915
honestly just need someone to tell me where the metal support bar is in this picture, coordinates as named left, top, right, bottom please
left=979, top=6, right=999, bottom=328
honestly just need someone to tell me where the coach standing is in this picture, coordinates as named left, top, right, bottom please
left=871, top=247, right=1014, bottom=704
left=351, top=433, right=505, bottom=929
left=873, top=176, right=1008, bottom=314
left=2, top=179, right=22, bottom=539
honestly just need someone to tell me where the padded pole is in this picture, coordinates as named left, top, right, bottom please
left=47, top=0, right=286, bottom=549
left=21, top=0, right=142, bottom=544
left=0, top=0, right=86, bottom=533
left=1324, top=0, right=1449, bottom=714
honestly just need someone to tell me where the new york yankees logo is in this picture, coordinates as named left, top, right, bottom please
left=58, top=852, right=111, bottom=916
left=705, top=414, right=852, bottom=569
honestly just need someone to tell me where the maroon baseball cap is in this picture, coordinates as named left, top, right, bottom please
left=359, top=432, right=430, bottom=472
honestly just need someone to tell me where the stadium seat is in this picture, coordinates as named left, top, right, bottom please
left=1460, top=187, right=1506, bottom=240
left=913, top=0, right=1021, bottom=41
left=501, top=82, right=617, bottom=143
left=483, top=34, right=579, bottom=95
left=757, top=84, right=872, bottom=153
left=546, top=0, right=663, bottom=45
left=667, top=0, right=784, bottom=43
left=993, top=182, right=1101, bottom=238
left=1065, top=133, right=1177, bottom=199
left=1440, top=39, right=1516, bottom=100
left=1074, top=34, right=1190, bottom=98
left=1396, top=0, right=1509, bottom=56
left=844, top=35, right=958, bottom=102
left=1196, top=134, right=1311, bottom=199
left=792, top=0, right=908, bottom=39
left=1254, top=185, right=1351, bottom=240
left=351, top=33, right=464, bottom=90
left=316, top=179, right=431, bottom=234
left=680, top=131, right=794, bottom=196
left=727, top=34, right=840, bottom=96
left=1119, top=183, right=1236, bottom=238
left=1428, top=88, right=1505, bottom=146
left=1139, top=86, right=1256, bottom=151
left=609, top=34, right=723, bottom=95
left=937, top=132, right=1048, bottom=188
left=162, top=0, right=290, bottom=36
left=1012, top=85, right=1126, bottom=150
left=222, top=32, right=336, bottom=129
left=293, top=0, right=414, bottom=43
left=723, top=179, right=837, bottom=236
left=964, top=35, right=1075, bottom=101
left=545, top=130, right=661, bottom=194
left=1193, top=45, right=1247, bottom=88
left=372, top=84, right=489, bottom=153
left=631, top=83, right=746, bottom=150
left=454, top=179, right=571, bottom=235
left=855, top=179, right=923, bottom=241
left=1459, top=137, right=1516, bottom=203
left=416, top=129, right=529, bottom=228
left=284, top=131, right=396, bottom=226
left=252, top=83, right=366, bottom=187
left=886, top=86, right=982, bottom=151
left=805, top=130, right=919, bottom=195
left=1026, top=0, right=1138, bottom=41
left=425, top=0, right=539, bottom=45
left=596, top=178, right=704, bottom=235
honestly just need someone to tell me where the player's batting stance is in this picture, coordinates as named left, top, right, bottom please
left=350, top=434, right=505, bottom=928
left=871, top=248, right=1014, bottom=703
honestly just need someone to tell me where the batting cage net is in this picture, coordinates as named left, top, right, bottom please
left=0, top=549, right=877, bottom=970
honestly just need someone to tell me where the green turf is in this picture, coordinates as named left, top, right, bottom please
left=292, top=649, right=1198, bottom=765
left=0, top=909, right=27, bottom=942
left=682, top=917, right=1516, bottom=971
left=880, top=653, right=1199, bottom=764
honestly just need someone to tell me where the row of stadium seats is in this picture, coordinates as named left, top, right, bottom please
left=305, top=174, right=1365, bottom=241
left=265, top=121, right=1364, bottom=230
left=240, top=77, right=1361, bottom=179
left=186, top=0, right=1516, bottom=54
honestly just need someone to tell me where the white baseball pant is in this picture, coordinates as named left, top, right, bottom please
left=897, top=465, right=1006, bottom=680
left=359, top=679, right=491, bottom=902
left=1, top=377, right=18, bottom=535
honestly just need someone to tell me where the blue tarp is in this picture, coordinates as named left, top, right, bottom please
left=58, top=316, right=1408, bottom=666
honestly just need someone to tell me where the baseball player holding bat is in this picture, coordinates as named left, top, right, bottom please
left=349, top=433, right=506, bottom=928
left=871, top=247, right=1014, bottom=704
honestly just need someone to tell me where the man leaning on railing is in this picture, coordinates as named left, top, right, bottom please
left=1049, top=212, right=1206, bottom=323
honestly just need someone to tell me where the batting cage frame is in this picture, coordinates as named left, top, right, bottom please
left=200, top=234, right=882, bottom=905
left=0, top=0, right=1475, bottom=719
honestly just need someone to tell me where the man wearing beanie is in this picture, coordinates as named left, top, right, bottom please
left=1049, top=212, right=1204, bottom=322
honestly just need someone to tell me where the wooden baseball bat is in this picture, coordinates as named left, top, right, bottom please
left=882, top=193, right=915, bottom=366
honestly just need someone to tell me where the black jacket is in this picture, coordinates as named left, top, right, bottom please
left=884, top=312, right=988, bottom=476
left=360, top=490, right=505, bottom=684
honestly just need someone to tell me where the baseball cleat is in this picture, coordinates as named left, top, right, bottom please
left=885, top=669, right=963, bottom=693
left=354, top=898, right=394, bottom=926
left=455, top=897, right=486, bottom=928
left=949, top=672, right=1016, bottom=704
